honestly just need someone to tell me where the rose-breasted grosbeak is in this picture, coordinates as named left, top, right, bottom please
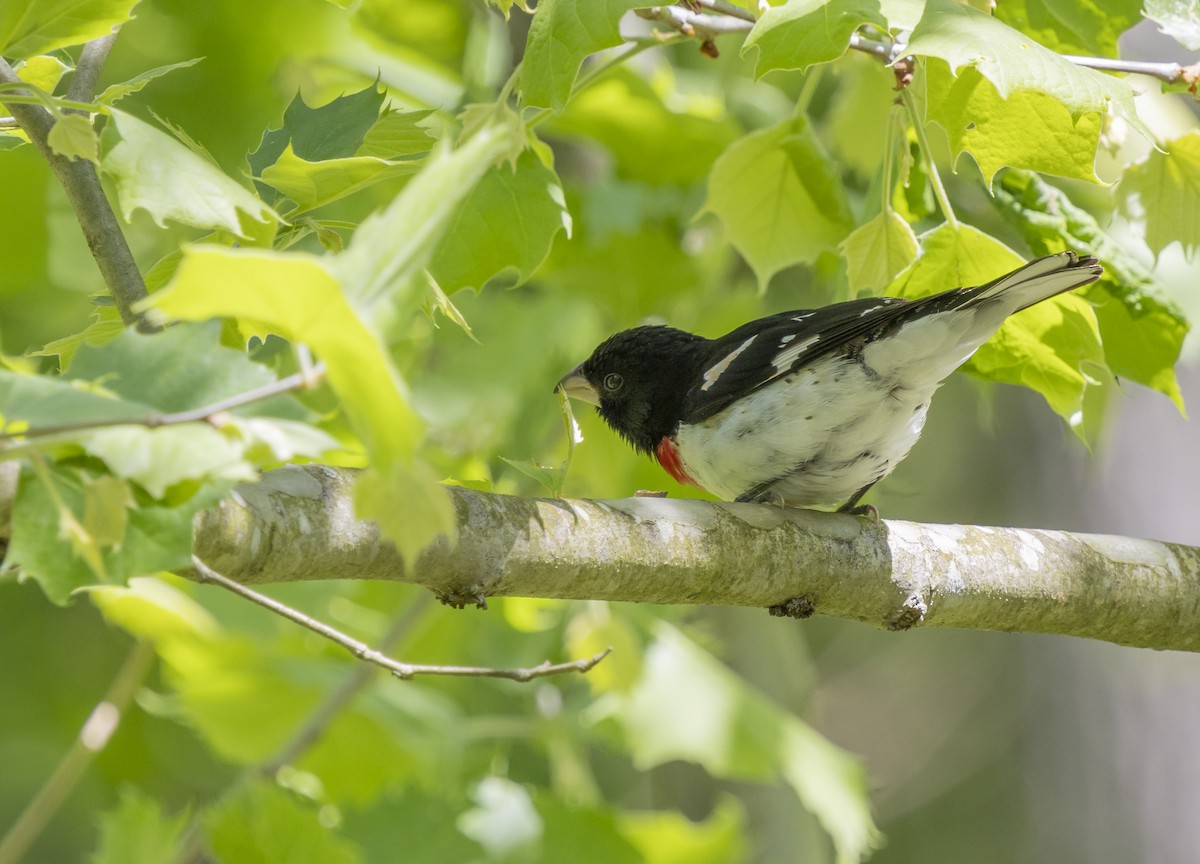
left=557, top=251, right=1102, bottom=512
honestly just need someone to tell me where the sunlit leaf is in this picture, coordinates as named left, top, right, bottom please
left=616, top=797, right=746, bottom=864
left=0, top=0, right=138, bottom=59
left=703, top=115, right=853, bottom=288
left=97, top=58, right=205, bottom=105
left=906, top=0, right=1147, bottom=139
left=1144, top=0, right=1200, bottom=49
left=520, top=0, right=644, bottom=112
left=89, top=575, right=219, bottom=642
left=45, top=114, right=99, bottom=167
left=995, top=170, right=1188, bottom=412
left=1118, top=129, right=1200, bottom=260
left=744, top=0, right=887, bottom=77
left=259, top=145, right=419, bottom=214
left=888, top=222, right=1108, bottom=437
left=13, top=54, right=71, bottom=91
left=922, top=58, right=1102, bottom=186
left=840, top=210, right=918, bottom=298
left=356, top=108, right=436, bottom=159
left=100, top=110, right=279, bottom=239
left=428, top=149, right=571, bottom=293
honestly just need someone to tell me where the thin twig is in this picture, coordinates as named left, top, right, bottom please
left=639, top=1, right=1200, bottom=87
left=190, top=556, right=612, bottom=682
left=0, top=37, right=152, bottom=331
left=902, top=88, right=958, bottom=227
left=0, top=641, right=154, bottom=864
left=67, top=33, right=118, bottom=104
left=0, top=363, right=328, bottom=443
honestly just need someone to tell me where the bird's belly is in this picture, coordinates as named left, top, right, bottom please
left=674, top=356, right=934, bottom=507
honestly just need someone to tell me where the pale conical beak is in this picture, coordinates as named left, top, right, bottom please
left=556, top=367, right=599, bottom=406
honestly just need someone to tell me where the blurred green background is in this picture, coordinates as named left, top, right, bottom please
left=3, top=0, right=1200, bottom=861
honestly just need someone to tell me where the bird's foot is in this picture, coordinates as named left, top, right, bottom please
left=768, top=596, right=815, bottom=619
left=436, top=587, right=488, bottom=610
left=839, top=502, right=880, bottom=521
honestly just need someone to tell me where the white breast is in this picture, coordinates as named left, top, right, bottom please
left=673, top=354, right=937, bottom=507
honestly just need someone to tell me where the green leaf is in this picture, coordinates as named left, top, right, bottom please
left=83, top=425, right=255, bottom=498
left=0, top=369, right=149, bottom=432
left=148, top=248, right=420, bottom=465
left=82, top=473, right=134, bottom=549
left=355, top=108, right=436, bottom=159
left=922, top=58, right=1102, bottom=186
left=47, top=112, right=99, bottom=164
left=995, top=170, right=1188, bottom=412
left=428, top=149, right=571, bottom=292
left=887, top=222, right=1108, bottom=437
left=259, top=144, right=419, bottom=214
left=839, top=210, right=918, bottom=298
left=1118, top=129, right=1200, bottom=259
left=205, top=783, right=361, bottom=864
left=96, top=58, right=205, bottom=106
left=33, top=304, right=127, bottom=368
left=247, top=84, right=387, bottom=199
left=993, top=0, right=1141, bottom=57
left=88, top=575, right=219, bottom=642
left=10, top=462, right=232, bottom=603
left=354, top=460, right=456, bottom=567
left=618, top=623, right=879, bottom=864
left=65, top=322, right=278, bottom=413
left=0, top=0, right=138, bottom=59
left=905, top=0, right=1146, bottom=138
left=333, top=122, right=515, bottom=333
left=702, top=115, right=853, bottom=288
left=1144, top=0, right=1200, bottom=49
left=547, top=66, right=742, bottom=186
left=93, top=787, right=189, bottom=864
left=616, top=797, right=746, bottom=864
left=520, top=0, right=644, bottom=112
left=744, top=0, right=887, bottom=77
left=100, top=110, right=278, bottom=239
left=14, top=54, right=71, bottom=91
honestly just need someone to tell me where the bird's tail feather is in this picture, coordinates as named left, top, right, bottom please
left=971, top=251, right=1103, bottom=312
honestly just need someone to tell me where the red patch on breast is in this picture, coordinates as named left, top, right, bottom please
left=655, top=437, right=699, bottom=488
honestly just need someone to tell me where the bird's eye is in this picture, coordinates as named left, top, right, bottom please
left=603, top=372, right=624, bottom=392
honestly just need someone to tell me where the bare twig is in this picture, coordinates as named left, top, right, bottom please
left=0, top=36, right=152, bottom=331
left=0, top=641, right=154, bottom=864
left=190, top=555, right=612, bottom=682
left=67, top=33, right=118, bottom=104
left=0, top=363, right=328, bottom=443
left=637, top=1, right=1200, bottom=87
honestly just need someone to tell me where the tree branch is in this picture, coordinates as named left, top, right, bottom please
left=0, top=640, right=154, bottom=864
left=0, top=363, right=328, bottom=443
left=191, top=555, right=611, bottom=681
left=636, top=2, right=1200, bottom=87
left=0, top=37, right=153, bottom=331
left=190, top=464, right=1200, bottom=653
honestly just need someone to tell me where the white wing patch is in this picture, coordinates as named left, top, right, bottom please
left=700, top=335, right=757, bottom=392
left=771, top=334, right=820, bottom=373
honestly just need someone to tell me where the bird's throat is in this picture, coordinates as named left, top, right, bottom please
left=655, top=437, right=698, bottom=488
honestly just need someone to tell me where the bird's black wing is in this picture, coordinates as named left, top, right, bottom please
left=681, top=289, right=984, bottom=424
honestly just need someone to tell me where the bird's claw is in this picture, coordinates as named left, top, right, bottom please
left=768, top=596, right=815, bottom=619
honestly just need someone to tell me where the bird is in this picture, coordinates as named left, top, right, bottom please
left=557, top=251, right=1103, bottom=514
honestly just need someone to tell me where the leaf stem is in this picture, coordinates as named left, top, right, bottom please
left=902, top=87, right=957, bottom=228
left=0, top=641, right=154, bottom=864
left=190, top=555, right=612, bottom=682
left=0, top=363, right=328, bottom=444
left=0, top=37, right=153, bottom=331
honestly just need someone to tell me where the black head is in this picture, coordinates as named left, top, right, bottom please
left=557, top=325, right=708, bottom=454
